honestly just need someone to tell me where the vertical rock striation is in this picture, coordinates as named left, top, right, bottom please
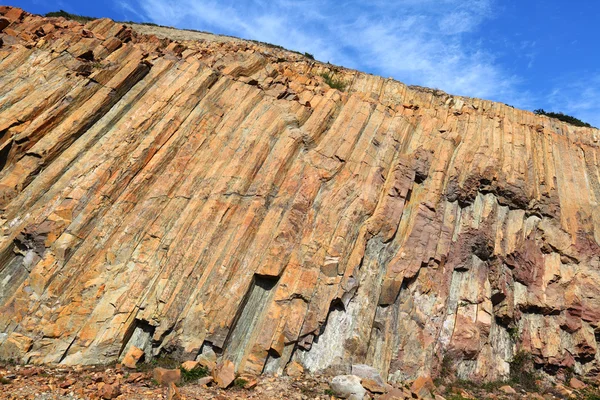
left=1, top=7, right=600, bottom=383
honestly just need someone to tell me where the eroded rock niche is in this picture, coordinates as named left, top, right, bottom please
left=1, top=6, right=600, bottom=383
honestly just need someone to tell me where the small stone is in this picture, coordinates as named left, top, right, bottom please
left=569, top=377, right=586, bottom=389
left=245, top=378, right=258, bottom=389
left=21, top=368, right=39, bottom=377
left=122, top=345, right=144, bottom=369
left=153, top=367, right=181, bottom=387
left=59, top=378, right=76, bottom=388
left=197, top=376, right=214, bottom=386
left=499, top=385, right=516, bottom=394
left=330, top=375, right=367, bottom=400
left=213, top=360, right=235, bottom=388
left=99, top=383, right=121, bottom=399
left=377, top=387, right=406, bottom=400
left=125, top=372, right=145, bottom=383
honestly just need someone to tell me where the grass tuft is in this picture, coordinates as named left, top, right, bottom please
left=180, top=364, right=210, bottom=383
left=320, top=72, right=347, bottom=91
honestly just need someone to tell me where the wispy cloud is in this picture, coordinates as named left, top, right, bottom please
left=116, top=0, right=599, bottom=127
left=121, top=0, right=516, bottom=97
left=547, top=74, right=600, bottom=127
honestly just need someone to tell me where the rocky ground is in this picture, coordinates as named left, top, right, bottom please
left=1, top=360, right=599, bottom=400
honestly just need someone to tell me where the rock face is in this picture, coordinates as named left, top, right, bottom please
left=1, top=6, right=600, bottom=384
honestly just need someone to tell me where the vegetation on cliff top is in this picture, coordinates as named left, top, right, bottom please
left=534, top=109, right=595, bottom=128
left=45, top=10, right=96, bottom=23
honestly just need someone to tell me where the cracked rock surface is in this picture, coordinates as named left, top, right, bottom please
left=1, top=6, right=600, bottom=385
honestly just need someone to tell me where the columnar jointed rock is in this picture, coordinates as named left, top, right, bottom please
left=1, top=6, right=600, bottom=384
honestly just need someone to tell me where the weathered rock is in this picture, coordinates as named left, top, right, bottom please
left=330, top=375, right=367, bottom=400
left=352, top=364, right=385, bottom=387
left=197, top=376, right=214, bottom=386
left=181, top=360, right=199, bottom=371
left=99, top=383, right=121, bottom=399
left=213, top=360, right=235, bottom=388
left=499, top=385, right=516, bottom=394
left=285, top=360, right=305, bottom=377
left=411, top=376, right=435, bottom=399
left=379, top=387, right=411, bottom=400
left=569, top=377, right=586, bottom=389
left=153, top=368, right=181, bottom=387
left=121, top=345, right=144, bottom=369
left=0, top=17, right=9, bottom=32
left=166, top=382, right=182, bottom=400
left=361, top=378, right=386, bottom=394
left=0, top=5, right=599, bottom=386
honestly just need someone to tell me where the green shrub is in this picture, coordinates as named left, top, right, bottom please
left=320, top=72, right=347, bottom=91
left=180, top=364, right=210, bottom=383
left=509, top=351, right=538, bottom=391
left=446, top=394, right=471, bottom=400
left=234, top=377, right=248, bottom=388
left=304, top=52, right=315, bottom=60
left=507, top=326, right=520, bottom=341
left=45, top=10, right=96, bottom=23
left=533, top=109, right=594, bottom=128
left=583, top=389, right=600, bottom=400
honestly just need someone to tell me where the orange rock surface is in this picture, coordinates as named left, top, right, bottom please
left=1, top=6, right=600, bottom=383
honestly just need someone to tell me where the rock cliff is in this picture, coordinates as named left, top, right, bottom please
left=1, top=6, right=600, bottom=384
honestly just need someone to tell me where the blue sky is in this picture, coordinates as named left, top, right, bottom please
left=8, top=0, right=600, bottom=127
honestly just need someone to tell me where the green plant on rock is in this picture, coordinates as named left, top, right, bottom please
left=319, top=72, right=348, bottom=91
left=533, top=109, right=594, bottom=128
left=435, top=353, right=455, bottom=385
left=509, top=351, right=538, bottom=392
left=180, top=364, right=210, bottom=383
left=583, top=388, right=600, bottom=400
left=446, top=394, right=471, bottom=400
left=234, top=377, right=248, bottom=388
left=507, top=326, right=520, bottom=341
left=45, top=10, right=95, bottom=23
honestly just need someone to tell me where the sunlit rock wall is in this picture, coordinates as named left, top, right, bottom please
left=1, top=6, right=600, bottom=383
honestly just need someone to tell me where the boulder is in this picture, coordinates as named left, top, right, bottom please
left=181, top=360, right=199, bottom=371
left=122, top=345, right=144, bottom=369
left=153, top=368, right=181, bottom=387
left=197, top=376, right=214, bottom=386
left=411, top=376, right=435, bottom=399
left=330, top=375, right=367, bottom=400
left=286, top=361, right=304, bottom=377
left=362, top=378, right=386, bottom=394
left=213, top=360, right=235, bottom=388
left=351, top=364, right=385, bottom=387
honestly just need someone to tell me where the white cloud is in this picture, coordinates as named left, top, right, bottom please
left=547, top=75, right=600, bottom=127
left=118, top=0, right=600, bottom=126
